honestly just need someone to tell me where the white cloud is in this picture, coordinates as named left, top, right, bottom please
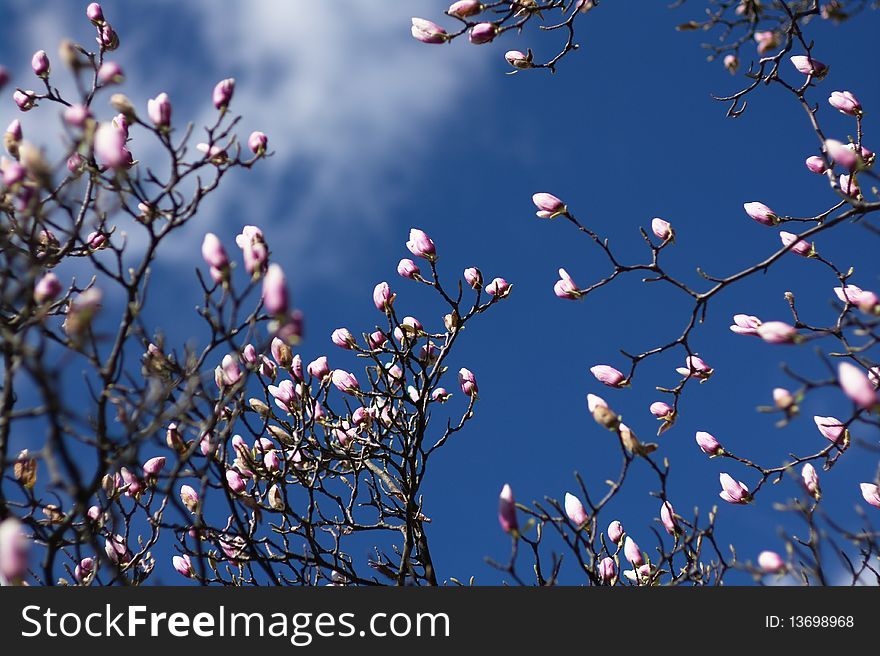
left=2, top=0, right=489, bottom=282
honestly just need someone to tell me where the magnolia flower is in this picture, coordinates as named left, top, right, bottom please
left=828, top=90, right=861, bottom=116
left=773, top=387, right=796, bottom=411
left=660, top=501, right=678, bottom=535
left=801, top=463, right=821, bottom=501
left=649, top=401, right=673, bottom=419
left=505, top=50, right=533, bottom=69
left=805, top=155, right=827, bottom=174
left=498, top=484, right=518, bottom=533
left=598, top=557, right=616, bottom=583
left=813, top=415, right=847, bottom=445
left=860, top=483, right=880, bottom=509
left=676, top=355, right=713, bottom=380
left=373, top=282, right=395, bottom=312
left=838, top=362, right=878, bottom=409
left=464, top=267, right=483, bottom=289
left=757, top=551, right=786, bottom=574
left=458, top=368, right=478, bottom=397
left=623, top=536, right=643, bottom=567
left=564, top=492, right=589, bottom=526
left=723, top=54, right=738, bottom=74
left=756, top=321, right=799, bottom=344
left=212, top=78, right=235, bottom=110
left=532, top=192, right=566, bottom=218
left=743, top=201, right=778, bottom=226
left=180, top=485, right=200, bottom=513
left=262, top=263, right=288, bottom=315
left=147, top=92, right=172, bottom=127
left=696, top=430, right=723, bottom=456
left=779, top=231, right=813, bottom=257
left=411, top=18, right=448, bottom=44
left=834, top=284, right=864, bottom=305
left=307, top=356, right=330, bottom=380
left=719, top=473, right=751, bottom=504
left=730, top=314, right=762, bottom=336
left=172, top=554, right=193, bottom=578
left=469, top=22, right=497, bottom=44
left=789, top=55, right=828, bottom=78
left=448, top=1, right=483, bottom=18
left=406, top=228, right=436, bottom=260
left=651, top=218, right=673, bottom=241
left=553, top=268, right=582, bottom=300
left=607, top=520, right=624, bottom=544
left=398, top=258, right=420, bottom=280
left=590, top=365, right=626, bottom=388
left=331, top=369, right=360, bottom=395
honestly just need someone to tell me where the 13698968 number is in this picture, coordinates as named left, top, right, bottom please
left=790, top=616, right=854, bottom=628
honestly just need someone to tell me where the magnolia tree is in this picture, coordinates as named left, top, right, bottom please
left=0, top=1, right=878, bottom=586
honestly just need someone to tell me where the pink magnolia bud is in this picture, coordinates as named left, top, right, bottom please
left=31, top=50, right=50, bottom=78
left=587, top=393, right=608, bottom=414
left=505, top=50, right=533, bottom=69
left=2, top=160, right=25, bottom=186
left=756, top=320, right=799, bottom=344
left=758, top=551, right=786, bottom=574
left=607, top=520, right=624, bottom=544
left=743, top=201, right=778, bottom=226
left=63, top=288, right=102, bottom=337
left=834, top=284, right=864, bottom=304
left=406, top=228, right=436, bottom=260
left=248, top=131, right=268, bottom=155
left=63, top=104, right=92, bottom=128
left=598, top=557, right=616, bottom=582
left=485, top=277, right=511, bottom=298
left=773, top=387, right=796, bottom=410
left=623, top=536, right=644, bottom=566
left=212, top=78, right=235, bottom=110
left=264, top=450, right=281, bottom=473
left=147, top=93, right=172, bottom=128
left=142, top=456, right=165, bottom=478
left=373, top=281, right=395, bottom=312
left=368, top=330, right=388, bottom=349
left=660, top=501, right=678, bottom=535
left=0, top=518, right=29, bottom=582
left=754, top=30, right=779, bottom=54
left=695, top=430, right=723, bottom=456
left=719, top=473, right=751, bottom=504
left=6, top=119, right=22, bottom=150
left=676, top=355, right=713, bottom=380
left=397, top=258, right=420, bottom=279
left=448, top=1, right=482, bottom=18
left=780, top=231, right=813, bottom=257
left=825, top=138, right=860, bottom=169
left=464, top=267, right=482, bottom=288
left=97, top=61, right=123, bottom=85
left=75, top=557, right=95, bottom=583
left=498, top=483, right=518, bottom=533
left=828, top=90, right=861, bottom=116
left=13, top=89, right=37, bottom=112
left=262, top=263, right=289, bottom=315
left=308, top=356, right=330, bottom=379
left=458, top=367, right=478, bottom=397
left=331, top=369, right=360, bottom=395
left=532, top=192, right=567, bottom=218
left=838, top=362, right=878, bottom=409
left=34, top=272, right=62, bottom=302
left=650, top=401, right=672, bottom=419
left=290, top=353, right=304, bottom=380
left=270, top=337, right=292, bottom=368
left=564, top=492, right=588, bottom=526
left=839, top=173, right=860, bottom=199
left=730, top=313, right=762, bottom=336
left=226, top=469, right=247, bottom=494
left=67, top=153, right=84, bottom=174
left=651, top=217, right=673, bottom=241
left=86, top=231, right=107, bottom=251
left=860, top=483, right=880, bottom=509
left=172, top=554, right=193, bottom=578
left=801, top=463, right=821, bottom=500
left=331, top=328, right=356, bottom=349
left=805, top=155, right=827, bottom=174
left=86, top=3, right=104, bottom=23
left=554, top=268, right=582, bottom=300
left=235, top=225, right=268, bottom=278
left=813, top=415, right=847, bottom=445
left=197, top=142, right=227, bottom=163
left=789, top=55, right=827, bottom=78
left=858, top=291, right=879, bottom=315
left=411, top=18, right=448, bottom=44
left=432, top=387, right=451, bottom=402
left=222, top=354, right=242, bottom=385
left=241, top=343, right=258, bottom=366
left=201, top=233, right=229, bottom=283
left=590, top=364, right=626, bottom=388
left=723, top=54, right=738, bottom=74
left=469, top=22, right=497, bottom=44
left=93, top=121, right=128, bottom=168
left=96, top=24, right=119, bottom=50
left=180, top=485, right=200, bottom=513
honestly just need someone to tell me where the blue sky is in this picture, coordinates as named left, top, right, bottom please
left=3, top=1, right=879, bottom=584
